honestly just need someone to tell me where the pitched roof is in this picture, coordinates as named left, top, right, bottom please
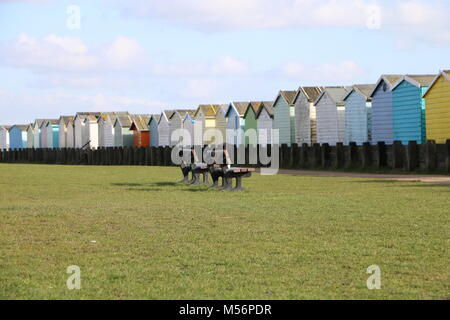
left=278, top=91, right=297, bottom=106
left=293, top=87, right=323, bottom=104
left=46, top=119, right=59, bottom=126
left=343, top=84, right=376, bottom=101
left=0, top=125, right=11, bottom=130
left=391, top=74, right=435, bottom=90
left=130, top=114, right=151, bottom=131
left=114, top=114, right=133, bottom=128
left=148, top=114, right=161, bottom=125
left=75, top=112, right=101, bottom=122
left=314, top=87, right=350, bottom=106
left=33, top=119, right=45, bottom=128
left=98, top=112, right=129, bottom=123
left=369, top=75, right=404, bottom=97
left=423, top=70, right=450, bottom=98
left=256, top=101, right=273, bottom=119
left=59, top=116, right=74, bottom=125
left=10, top=124, right=29, bottom=131
left=195, top=104, right=221, bottom=118
left=170, top=110, right=197, bottom=120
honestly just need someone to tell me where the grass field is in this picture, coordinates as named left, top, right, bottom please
left=0, top=164, right=448, bottom=300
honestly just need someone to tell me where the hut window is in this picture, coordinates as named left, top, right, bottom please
left=383, top=83, right=387, bottom=92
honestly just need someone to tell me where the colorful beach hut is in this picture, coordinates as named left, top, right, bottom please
left=293, top=87, right=323, bottom=145
left=98, top=112, right=130, bottom=148
left=343, top=84, right=375, bottom=145
left=369, top=75, right=403, bottom=144
left=130, top=114, right=151, bottom=147
left=391, top=75, right=435, bottom=144
left=114, top=114, right=134, bottom=147
left=0, top=126, right=11, bottom=150
left=9, top=125, right=28, bottom=150
left=255, top=101, right=274, bottom=146
left=148, top=115, right=160, bottom=147
left=170, top=110, right=196, bottom=147
left=273, top=91, right=297, bottom=146
left=45, top=119, right=60, bottom=148
left=423, top=70, right=450, bottom=143
left=315, top=87, right=350, bottom=146
left=225, top=102, right=249, bottom=146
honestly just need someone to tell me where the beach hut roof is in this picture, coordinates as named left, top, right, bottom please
left=249, top=101, right=274, bottom=118
left=74, top=112, right=101, bottom=122
left=369, top=75, right=404, bottom=97
left=195, top=104, right=222, bottom=118
left=225, top=102, right=250, bottom=117
left=170, top=110, right=197, bottom=120
left=130, top=114, right=151, bottom=131
left=0, top=125, right=12, bottom=130
left=59, top=116, right=74, bottom=125
left=343, top=84, right=376, bottom=102
left=274, top=91, right=297, bottom=107
left=114, top=114, right=133, bottom=128
left=391, top=74, right=435, bottom=90
left=292, top=87, right=323, bottom=104
left=33, top=119, right=45, bottom=129
left=97, top=112, right=129, bottom=123
left=314, top=87, right=350, bottom=106
left=9, top=124, right=29, bottom=132
left=148, top=114, right=161, bottom=125
left=423, top=70, right=450, bottom=98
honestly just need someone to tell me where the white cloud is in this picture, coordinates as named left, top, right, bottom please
left=116, top=0, right=450, bottom=46
left=0, top=34, right=148, bottom=73
left=283, top=60, right=365, bottom=83
left=180, top=78, right=221, bottom=100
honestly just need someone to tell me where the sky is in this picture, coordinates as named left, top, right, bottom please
left=0, top=0, right=449, bottom=124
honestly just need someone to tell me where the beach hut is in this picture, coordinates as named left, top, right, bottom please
left=158, top=111, right=174, bottom=147
left=98, top=112, right=130, bottom=148
left=293, top=87, right=323, bottom=145
left=369, top=75, right=403, bottom=144
left=9, top=125, right=28, bottom=150
left=225, top=102, right=249, bottom=146
left=74, top=112, right=100, bottom=149
left=273, top=91, right=297, bottom=146
left=39, top=120, right=49, bottom=148
left=182, top=112, right=196, bottom=147
left=59, top=116, right=71, bottom=148
left=315, top=87, right=350, bottom=146
left=193, top=105, right=219, bottom=146
left=423, top=70, right=450, bottom=143
left=32, top=119, right=45, bottom=149
left=0, top=126, right=10, bottom=150
left=391, top=75, right=435, bottom=144
left=214, top=104, right=228, bottom=145
left=130, top=114, right=151, bottom=147
left=169, top=110, right=196, bottom=147
left=343, top=84, right=375, bottom=145
left=45, top=120, right=59, bottom=149
left=148, top=115, right=160, bottom=147
left=26, top=124, right=34, bottom=148
left=66, top=118, right=75, bottom=148
left=243, top=103, right=258, bottom=146
left=255, top=101, right=274, bottom=146
left=114, top=114, right=134, bottom=147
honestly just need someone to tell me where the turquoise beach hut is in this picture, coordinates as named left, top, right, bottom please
left=391, top=75, right=435, bottom=144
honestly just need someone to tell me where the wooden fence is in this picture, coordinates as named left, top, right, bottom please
left=0, top=141, right=449, bottom=174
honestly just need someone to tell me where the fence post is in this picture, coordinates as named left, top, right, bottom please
left=446, top=140, right=450, bottom=173
left=392, top=141, right=404, bottom=169
left=346, top=142, right=359, bottom=168
left=335, top=143, right=344, bottom=169
left=375, top=142, right=387, bottom=168
left=405, top=141, right=418, bottom=172
left=361, top=142, right=372, bottom=169
left=321, top=143, right=330, bottom=169
left=425, top=140, right=437, bottom=172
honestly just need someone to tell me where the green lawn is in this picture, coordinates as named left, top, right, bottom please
left=0, top=164, right=448, bottom=300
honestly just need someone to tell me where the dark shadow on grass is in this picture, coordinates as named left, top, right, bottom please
left=112, top=183, right=144, bottom=187
left=152, top=182, right=178, bottom=187
left=112, top=181, right=179, bottom=188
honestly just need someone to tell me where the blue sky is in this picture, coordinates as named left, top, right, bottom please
left=0, top=0, right=449, bottom=124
